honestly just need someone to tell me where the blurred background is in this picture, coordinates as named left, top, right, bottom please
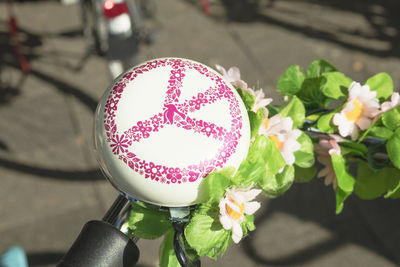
left=1, top=0, right=400, bottom=266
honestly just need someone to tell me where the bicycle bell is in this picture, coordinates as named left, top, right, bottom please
left=94, top=57, right=250, bottom=207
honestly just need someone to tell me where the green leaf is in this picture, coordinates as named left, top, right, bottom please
left=385, top=171, right=400, bottom=199
left=233, top=158, right=266, bottom=186
left=243, top=214, right=256, bottom=232
left=278, top=65, right=306, bottom=96
left=368, top=126, right=393, bottom=140
left=354, top=162, right=387, bottom=200
left=381, top=106, right=400, bottom=130
left=159, top=231, right=180, bottom=267
left=387, top=128, right=400, bottom=169
left=296, top=77, right=329, bottom=109
left=248, top=108, right=265, bottom=139
left=307, top=59, right=338, bottom=78
left=267, top=105, right=281, bottom=117
left=185, top=211, right=231, bottom=258
left=321, top=72, right=352, bottom=99
left=237, top=88, right=255, bottom=111
left=365, top=72, right=393, bottom=101
left=335, top=187, right=352, bottom=214
left=247, top=135, right=286, bottom=175
left=128, top=203, right=171, bottom=239
left=294, top=131, right=315, bottom=168
left=294, top=165, right=317, bottom=183
left=339, top=141, right=368, bottom=158
left=279, top=96, right=306, bottom=128
left=354, top=164, right=400, bottom=200
left=240, top=214, right=256, bottom=237
left=199, top=168, right=234, bottom=204
left=331, top=154, right=355, bottom=192
left=306, top=113, right=320, bottom=121
left=317, top=111, right=337, bottom=134
left=259, top=165, right=294, bottom=198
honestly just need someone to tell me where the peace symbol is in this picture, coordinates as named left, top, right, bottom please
left=103, top=58, right=244, bottom=185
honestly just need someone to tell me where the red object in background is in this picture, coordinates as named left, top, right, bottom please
left=103, top=0, right=129, bottom=19
left=7, top=0, right=30, bottom=73
left=201, top=0, right=212, bottom=15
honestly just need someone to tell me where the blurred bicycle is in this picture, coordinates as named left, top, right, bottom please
left=80, top=0, right=156, bottom=78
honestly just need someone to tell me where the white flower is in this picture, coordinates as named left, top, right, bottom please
left=333, top=82, right=379, bottom=140
left=381, top=92, right=400, bottom=112
left=215, top=65, right=273, bottom=112
left=372, top=92, right=400, bottom=119
left=251, top=89, right=273, bottom=113
left=215, top=65, right=248, bottom=90
left=314, top=135, right=343, bottom=190
left=259, top=114, right=301, bottom=165
left=219, top=185, right=261, bottom=243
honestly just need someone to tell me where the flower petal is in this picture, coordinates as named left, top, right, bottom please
left=231, top=222, right=243, bottom=244
left=282, top=150, right=296, bottom=165
left=219, top=215, right=233, bottom=230
left=242, top=189, right=262, bottom=202
left=215, top=65, right=227, bottom=77
left=350, top=126, right=360, bottom=140
left=317, top=166, right=330, bottom=178
left=227, top=67, right=241, bottom=82
left=233, top=80, right=248, bottom=90
left=357, top=117, right=371, bottom=130
left=244, top=201, right=261, bottom=215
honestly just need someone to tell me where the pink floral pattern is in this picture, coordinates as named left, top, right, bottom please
left=103, top=58, right=244, bottom=184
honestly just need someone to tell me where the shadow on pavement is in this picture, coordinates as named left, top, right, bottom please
left=0, top=157, right=103, bottom=181
left=1, top=20, right=101, bottom=181
left=0, top=18, right=96, bottom=106
left=186, top=0, right=400, bottom=58
left=243, top=179, right=400, bottom=265
left=27, top=251, right=152, bottom=267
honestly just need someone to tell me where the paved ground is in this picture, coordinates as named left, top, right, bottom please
left=1, top=0, right=400, bottom=266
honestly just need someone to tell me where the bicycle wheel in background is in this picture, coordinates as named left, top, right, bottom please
left=81, top=0, right=156, bottom=79
left=80, top=0, right=108, bottom=56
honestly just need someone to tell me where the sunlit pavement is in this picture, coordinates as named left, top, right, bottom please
left=1, top=0, right=400, bottom=266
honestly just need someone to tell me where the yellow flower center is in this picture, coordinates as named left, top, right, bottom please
left=270, top=135, right=283, bottom=150
left=264, top=117, right=269, bottom=129
left=345, top=98, right=363, bottom=121
left=225, top=198, right=245, bottom=221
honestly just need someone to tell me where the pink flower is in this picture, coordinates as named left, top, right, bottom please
left=314, top=135, right=343, bottom=189
left=110, top=134, right=129, bottom=155
left=166, top=168, right=182, bottom=183
left=145, top=162, right=162, bottom=180
left=133, top=121, right=152, bottom=138
left=215, top=65, right=248, bottom=90
left=219, top=185, right=261, bottom=243
left=201, top=122, right=217, bottom=137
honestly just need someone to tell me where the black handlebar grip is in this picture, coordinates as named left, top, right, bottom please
left=57, top=220, right=139, bottom=267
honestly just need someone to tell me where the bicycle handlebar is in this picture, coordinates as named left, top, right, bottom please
left=57, top=220, right=139, bottom=267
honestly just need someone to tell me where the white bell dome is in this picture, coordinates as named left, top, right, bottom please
left=94, top=58, right=250, bottom=207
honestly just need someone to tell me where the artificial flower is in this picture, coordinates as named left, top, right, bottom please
left=215, top=65, right=248, bottom=90
left=259, top=114, right=301, bottom=165
left=333, top=82, right=379, bottom=140
left=219, top=185, right=261, bottom=243
left=251, top=89, right=273, bottom=113
left=314, top=135, right=343, bottom=189
left=372, top=92, right=400, bottom=119
left=381, top=92, right=400, bottom=112
left=215, top=65, right=272, bottom=112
